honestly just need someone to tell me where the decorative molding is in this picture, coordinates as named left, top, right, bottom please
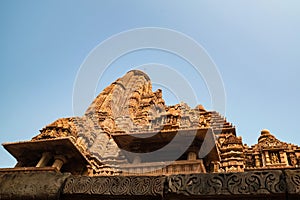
left=63, top=176, right=165, bottom=196
left=167, top=170, right=286, bottom=196
left=1, top=170, right=300, bottom=199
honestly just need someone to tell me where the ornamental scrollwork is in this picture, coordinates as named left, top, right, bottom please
left=167, top=171, right=285, bottom=196
left=63, top=176, right=164, bottom=196
left=285, top=169, right=300, bottom=194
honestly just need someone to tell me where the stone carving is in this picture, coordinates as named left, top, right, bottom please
left=289, top=154, right=298, bottom=167
left=63, top=176, right=164, bottom=196
left=1, top=169, right=300, bottom=199
left=167, top=170, right=286, bottom=196
left=32, top=117, right=80, bottom=140
left=32, top=70, right=235, bottom=142
left=285, top=169, right=300, bottom=194
left=270, top=152, right=280, bottom=164
left=244, top=129, right=300, bottom=170
left=217, top=134, right=244, bottom=172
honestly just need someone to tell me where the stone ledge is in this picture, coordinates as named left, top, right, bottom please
left=0, top=169, right=300, bottom=199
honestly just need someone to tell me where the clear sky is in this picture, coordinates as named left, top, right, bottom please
left=1, top=0, right=300, bottom=167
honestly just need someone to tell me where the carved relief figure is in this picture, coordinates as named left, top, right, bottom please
left=270, top=152, right=280, bottom=164
left=289, top=154, right=298, bottom=166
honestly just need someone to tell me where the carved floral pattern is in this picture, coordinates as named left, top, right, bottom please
left=63, top=176, right=164, bottom=196
left=168, top=171, right=286, bottom=196
left=1, top=170, right=300, bottom=199
left=285, top=169, right=300, bottom=194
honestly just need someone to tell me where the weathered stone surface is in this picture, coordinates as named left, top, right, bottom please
left=0, top=169, right=300, bottom=199
left=167, top=170, right=286, bottom=197
left=0, top=171, right=70, bottom=200
left=63, top=175, right=165, bottom=197
left=285, top=169, right=300, bottom=194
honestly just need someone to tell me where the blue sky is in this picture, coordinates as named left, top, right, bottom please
left=1, top=0, right=300, bottom=167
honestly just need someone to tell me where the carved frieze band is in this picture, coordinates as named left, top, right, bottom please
left=1, top=170, right=299, bottom=199
left=285, top=169, right=300, bottom=194
left=63, top=176, right=165, bottom=196
left=167, top=171, right=286, bottom=196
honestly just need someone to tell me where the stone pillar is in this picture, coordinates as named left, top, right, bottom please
left=52, top=155, right=67, bottom=171
left=36, top=152, right=52, bottom=167
left=264, top=151, right=271, bottom=165
left=188, top=152, right=197, bottom=161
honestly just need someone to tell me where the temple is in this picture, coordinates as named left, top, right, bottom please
left=0, top=70, right=299, bottom=200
